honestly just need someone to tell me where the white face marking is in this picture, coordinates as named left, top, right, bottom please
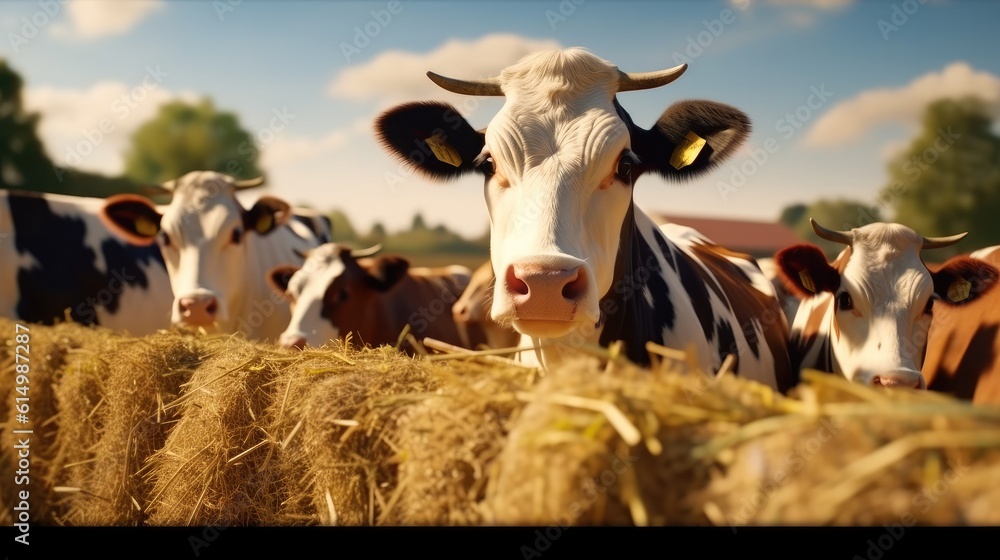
left=482, top=49, right=635, bottom=340
left=278, top=243, right=346, bottom=348
left=156, top=172, right=250, bottom=330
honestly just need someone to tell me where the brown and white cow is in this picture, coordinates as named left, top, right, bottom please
left=452, top=260, right=523, bottom=351
left=922, top=245, right=1000, bottom=404
left=267, top=242, right=489, bottom=354
left=375, top=48, right=795, bottom=391
left=775, top=219, right=999, bottom=389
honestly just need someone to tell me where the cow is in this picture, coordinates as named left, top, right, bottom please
left=922, top=245, right=1000, bottom=404
left=452, top=260, right=523, bottom=351
left=373, top=47, right=795, bottom=392
left=756, top=257, right=800, bottom=327
left=265, top=242, right=489, bottom=354
left=773, top=219, right=999, bottom=389
left=0, top=189, right=174, bottom=336
left=98, top=171, right=331, bottom=342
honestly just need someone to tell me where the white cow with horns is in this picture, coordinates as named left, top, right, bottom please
left=374, top=48, right=796, bottom=392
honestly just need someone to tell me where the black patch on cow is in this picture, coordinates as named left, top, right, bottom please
left=8, top=192, right=165, bottom=326
left=598, top=200, right=675, bottom=365
left=716, top=318, right=737, bottom=363
left=666, top=236, right=717, bottom=344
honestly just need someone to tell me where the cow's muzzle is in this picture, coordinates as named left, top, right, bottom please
left=176, top=293, right=218, bottom=327
left=870, top=368, right=926, bottom=389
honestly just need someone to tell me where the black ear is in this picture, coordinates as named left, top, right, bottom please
left=266, top=265, right=300, bottom=296
left=244, top=196, right=291, bottom=236
left=621, top=98, right=751, bottom=182
left=362, top=255, right=410, bottom=292
left=374, top=101, right=485, bottom=181
left=931, top=256, right=1000, bottom=306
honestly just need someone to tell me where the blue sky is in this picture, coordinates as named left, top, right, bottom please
left=2, top=0, right=999, bottom=237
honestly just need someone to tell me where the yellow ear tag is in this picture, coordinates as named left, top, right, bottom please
left=256, top=214, right=273, bottom=234
left=425, top=132, right=462, bottom=167
left=948, top=277, right=972, bottom=303
left=135, top=216, right=158, bottom=237
left=669, top=131, right=707, bottom=170
left=799, top=269, right=816, bottom=293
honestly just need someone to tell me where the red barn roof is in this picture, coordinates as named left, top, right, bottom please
left=650, top=213, right=804, bottom=257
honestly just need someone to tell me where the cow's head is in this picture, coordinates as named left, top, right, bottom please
left=100, top=171, right=292, bottom=332
left=375, top=48, right=749, bottom=342
left=266, top=242, right=401, bottom=349
left=776, top=219, right=1000, bottom=388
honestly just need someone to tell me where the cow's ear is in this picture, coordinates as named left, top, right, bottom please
left=100, top=194, right=163, bottom=246
left=774, top=244, right=841, bottom=299
left=363, top=255, right=410, bottom=292
left=625, top=98, right=751, bottom=181
left=931, top=256, right=1000, bottom=306
left=266, top=265, right=300, bottom=297
left=374, top=101, right=485, bottom=181
left=245, top=196, right=291, bottom=236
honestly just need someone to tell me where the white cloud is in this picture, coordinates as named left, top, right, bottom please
left=25, top=81, right=198, bottom=175
left=803, top=62, right=1000, bottom=149
left=327, top=33, right=562, bottom=107
left=52, top=0, right=163, bottom=40
left=260, top=129, right=350, bottom=168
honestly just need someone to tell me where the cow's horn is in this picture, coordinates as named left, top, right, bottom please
left=350, top=243, right=383, bottom=258
left=233, top=176, right=266, bottom=190
left=293, top=248, right=311, bottom=260
left=811, top=218, right=854, bottom=245
left=138, top=183, right=172, bottom=196
left=426, top=71, right=503, bottom=96
left=922, top=232, right=968, bottom=250
left=617, top=63, right=688, bottom=92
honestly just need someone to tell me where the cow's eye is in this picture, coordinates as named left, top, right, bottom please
left=836, top=291, right=853, bottom=312
left=231, top=227, right=243, bottom=245
left=159, top=232, right=171, bottom=247
left=924, top=295, right=937, bottom=315
left=616, top=158, right=633, bottom=181
left=475, top=155, right=495, bottom=177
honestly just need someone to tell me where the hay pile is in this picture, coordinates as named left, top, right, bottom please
left=1, top=317, right=998, bottom=526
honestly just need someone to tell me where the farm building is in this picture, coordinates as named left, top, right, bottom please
left=651, top=213, right=804, bottom=260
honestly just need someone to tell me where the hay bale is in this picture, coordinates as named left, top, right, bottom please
left=274, top=343, right=441, bottom=526
left=0, top=317, right=119, bottom=524
left=59, top=331, right=206, bottom=525
left=386, top=359, right=534, bottom=525
left=143, top=336, right=289, bottom=525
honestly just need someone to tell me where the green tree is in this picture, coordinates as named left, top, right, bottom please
left=778, top=203, right=808, bottom=230
left=797, top=198, right=882, bottom=259
left=123, top=98, right=263, bottom=184
left=0, top=59, right=59, bottom=190
left=881, top=96, right=1000, bottom=258
left=327, top=209, right=358, bottom=243
left=411, top=213, right=428, bottom=231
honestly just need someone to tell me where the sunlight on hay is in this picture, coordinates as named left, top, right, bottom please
left=1, top=317, right=998, bottom=527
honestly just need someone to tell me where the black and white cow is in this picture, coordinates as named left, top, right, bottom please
left=0, top=189, right=174, bottom=335
left=375, top=48, right=795, bottom=392
left=98, top=171, right=331, bottom=342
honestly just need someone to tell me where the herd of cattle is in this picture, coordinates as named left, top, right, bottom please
left=1, top=48, right=998, bottom=404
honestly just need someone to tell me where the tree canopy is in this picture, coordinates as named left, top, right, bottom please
left=123, top=98, right=263, bottom=184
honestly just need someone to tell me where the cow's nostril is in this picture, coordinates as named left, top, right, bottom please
left=506, top=266, right=530, bottom=296
left=206, top=299, right=218, bottom=315
left=561, top=268, right=587, bottom=301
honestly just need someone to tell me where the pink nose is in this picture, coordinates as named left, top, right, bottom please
left=506, top=263, right=588, bottom=321
left=453, top=302, right=471, bottom=323
left=871, top=372, right=924, bottom=389
left=177, top=296, right=218, bottom=326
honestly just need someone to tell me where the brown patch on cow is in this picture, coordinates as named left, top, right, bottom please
left=687, top=241, right=797, bottom=392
